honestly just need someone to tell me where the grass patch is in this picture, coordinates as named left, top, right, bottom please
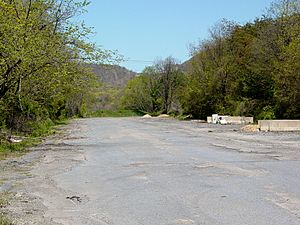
left=0, top=214, right=13, bottom=225
left=0, top=191, right=11, bottom=208
left=0, top=192, right=12, bottom=225
left=0, top=118, right=69, bottom=160
left=29, top=118, right=68, bottom=137
left=0, top=198, right=8, bottom=208
left=0, top=137, right=41, bottom=160
left=91, top=109, right=144, bottom=118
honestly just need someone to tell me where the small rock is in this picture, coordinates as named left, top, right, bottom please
left=66, top=196, right=81, bottom=202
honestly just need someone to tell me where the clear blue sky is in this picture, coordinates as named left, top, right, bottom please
left=82, top=0, right=274, bottom=72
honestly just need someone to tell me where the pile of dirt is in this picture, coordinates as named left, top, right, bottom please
left=142, top=114, right=152, bottom=118
left=240, top=124, right=259, bottom=132
left=157, top=114, right=170, bottom=118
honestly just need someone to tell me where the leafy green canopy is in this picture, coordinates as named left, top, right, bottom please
left=123, top=0, right=300, bottom=120
left=122, top=57, right=185, bottom=115
left=180, top=0, right=300, bottom=120
left=0, top=0, right=115, bottom=132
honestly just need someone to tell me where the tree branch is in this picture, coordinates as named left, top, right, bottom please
left=25, top=0, right=32, bottom=20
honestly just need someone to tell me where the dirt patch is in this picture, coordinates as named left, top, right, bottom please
left=0, top=120, right=86, bottom=225
left=240, top=124, right=260, bottom=132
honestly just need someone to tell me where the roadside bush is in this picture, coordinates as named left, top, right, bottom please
left=0, top=214, right=13, bottom=225
left=257, top=106, right=276, bottom=120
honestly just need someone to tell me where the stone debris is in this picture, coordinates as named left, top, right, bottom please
left=66, top=196, right=82, bottom=203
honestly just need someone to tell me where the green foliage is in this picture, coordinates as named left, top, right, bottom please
left=0, top=118, right=68, bottom=159
left=273, top=13, right=300, bottom=118
left=257, top=106, right=276, bottom=120
left=180, top=3, right=300, bottom=120
left=122, top=75, right=157, bottom=113
left=96, top=86, right=127, bottom=111
left=0, top=214, right=13, bottom=225
left=28, top=118, right=56, bottom=137
left=180, top=76, right=217, bottom=119
left=0, top=197, right=9, bottom=208
left=0, top=137, right=39, bottom=160
left=122, top=57, right=185, bottom=115
left=0, top=0, right=113, bottom=135
left=121, top=1, right=300, bottom=120
left=91, top=110, right=144, bottom=117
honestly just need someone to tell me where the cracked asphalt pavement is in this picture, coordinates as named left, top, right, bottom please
left=1, top=118, right=300, bottom=225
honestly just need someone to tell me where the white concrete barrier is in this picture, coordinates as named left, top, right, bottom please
left=212, top=114, right=219, bottom=124
left=258, top=120, right=300, bottom=132
left=207, top=117, right=212, bottom=123
left=227, top=117, right=253, bottom=125
left=207, top=115, right=253, bottom=124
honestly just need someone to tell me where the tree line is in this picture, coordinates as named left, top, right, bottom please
left=123, top=0, right=300, bottom=120
left=0, top=0, right=112, bottom=134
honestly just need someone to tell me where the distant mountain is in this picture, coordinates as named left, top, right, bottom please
left=88, top=61, right=194, bottom=89
left=89, top=64, right=137, bottom=87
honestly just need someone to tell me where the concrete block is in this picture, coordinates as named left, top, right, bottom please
left=208, top=115, right=253, bottom=125
left=212, top=114, right=219, bottom=124
left=258, top=120, right=300, bottom=132
left=227, top=117, right=253, bottom=125
left=219, top=116, right=229, bottom=125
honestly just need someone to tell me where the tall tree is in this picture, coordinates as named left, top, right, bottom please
left=155, top=57, right=183, bottom=114
left=0, top=0, right=112, bottom=131
left=123, top=57, right=184, bottom=114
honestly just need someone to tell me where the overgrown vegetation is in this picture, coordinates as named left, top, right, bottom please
left=0, top=139, right=38, bottom=160
left=123, top=0, right=300, bottom=120
left=0, top=214, right=13, bottom=225
left=91, top=109, right=144, bottom=118
left=0, top=0, right=117, bottom=155
left=0, top=197, right=8, bottom=208
left=122, top=57, right=185, bottom=115
left=0, top=193, right=12, bottom=225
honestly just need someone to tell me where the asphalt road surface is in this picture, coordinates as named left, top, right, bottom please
left=5, top=118, right=300, bottom=225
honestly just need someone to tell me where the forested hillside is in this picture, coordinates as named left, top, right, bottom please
left=123, top=0, right=300, bottom=120
left=85, top=64, right=136, bottom=111
left=89, top=64, right=136, bottom=87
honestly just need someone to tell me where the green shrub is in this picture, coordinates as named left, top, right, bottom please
left=257, top=106, right=276, bottom=120
left=0, top=214, right=13, bottom=225
left=29, top=118, right=55, bottom=137
left=92, top=110, right=144, bottom=117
